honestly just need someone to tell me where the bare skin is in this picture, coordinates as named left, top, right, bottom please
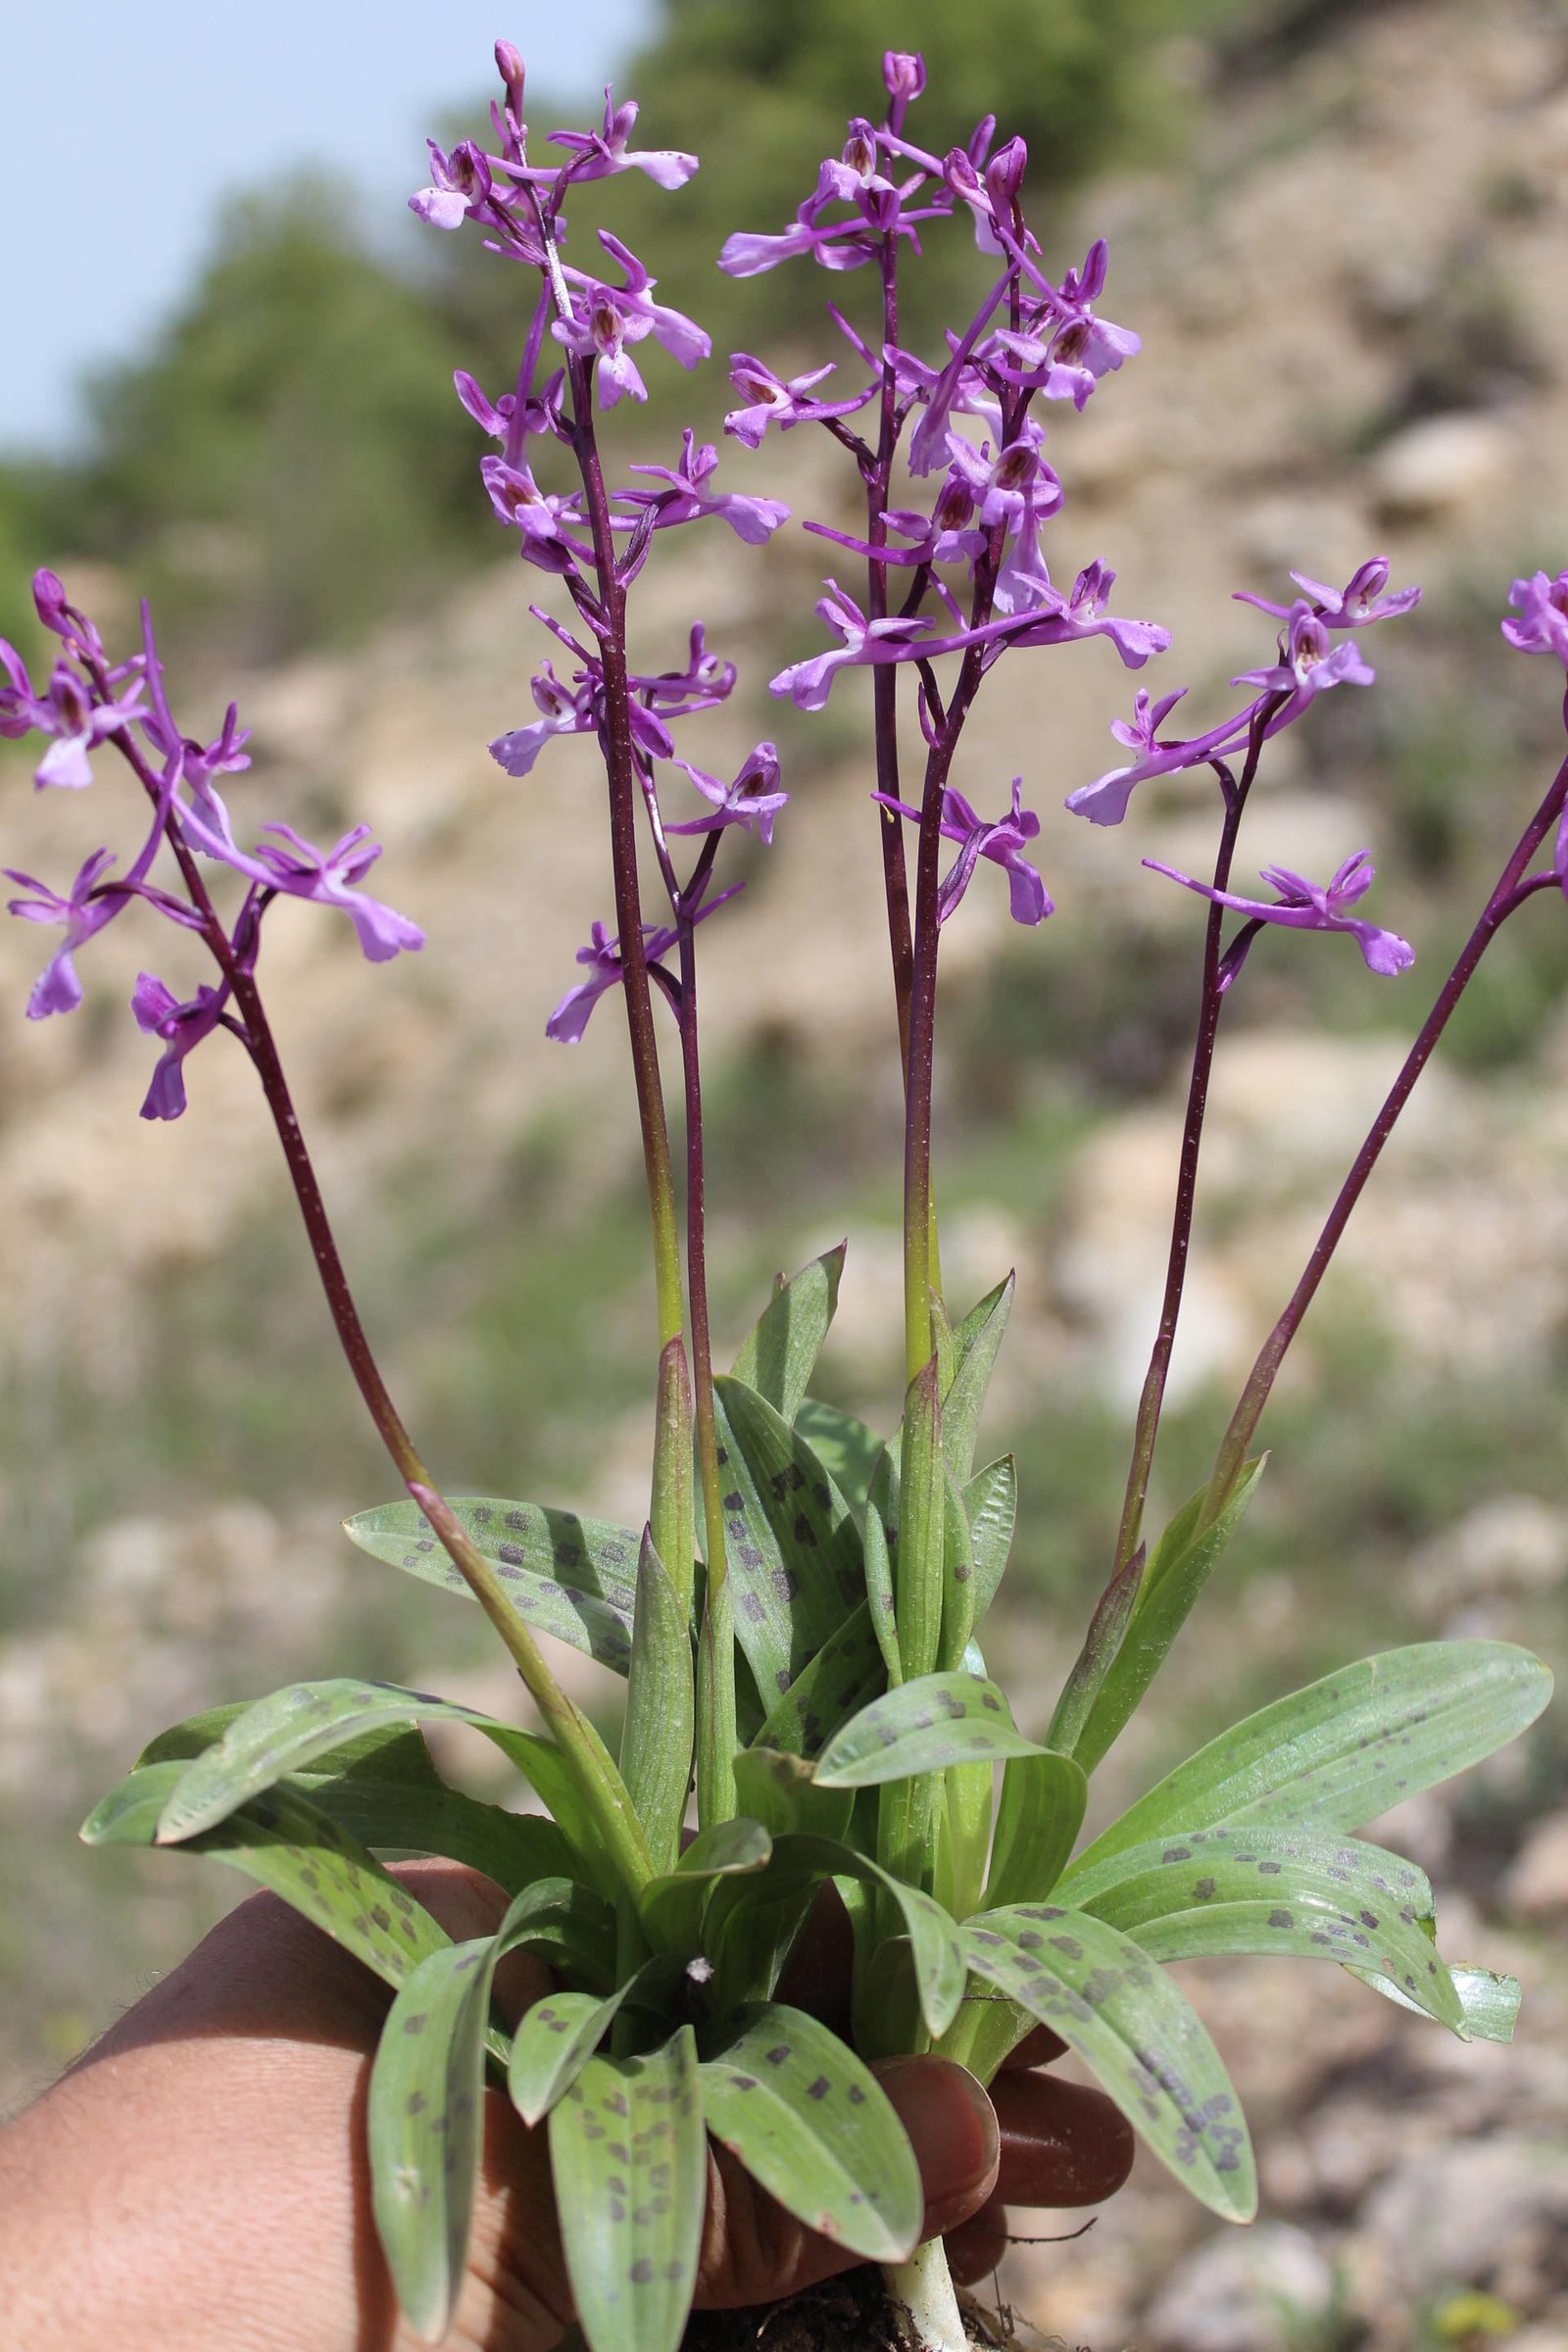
left=0, top=1863, right=1134, bottom=2350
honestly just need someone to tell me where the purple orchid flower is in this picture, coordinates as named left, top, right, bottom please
left=5, top=849, right=126, bottom=1017
left=409, top=138, right=493, bottom=230
left=1008, top=562, right=1171, bottom=667
left=131, top=973, right=232, bottom=1120
left=1502, top=569, right=1568, bottom=664
left=177, top=793, right=423, bottom=962
left=636, top=623, right=738, bottom=716
left=1232, top=600, right=1375, bottom=713
left=665, top=743, right=787, bottom=844
left=1144, top=851, right=1414, bottom=983
left=624, top=431, right=790, bottom=543
left=555, top=233, right=710, bottom=407
left=548, top=883, right=741, bottom=1044
left=547, top=89, right=698, bottom=189
left=1236, top=556, right=1421, bottom=630
left=873, top=776, right=1052, bottom=925
left=723, top=355, right=875, bottom=449
left=489, top=662, right=597, bottom=778
left=0, top=652, right=146, bottom=790
left=479, top=456, right=584, bottom=567
left=769, top=581, right=935, bottom=710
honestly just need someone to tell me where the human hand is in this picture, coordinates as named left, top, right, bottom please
left=0, top=1863, right=1133, bottom=2350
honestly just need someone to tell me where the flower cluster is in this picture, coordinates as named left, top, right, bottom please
left=0, top=574, right=421, bottom=1115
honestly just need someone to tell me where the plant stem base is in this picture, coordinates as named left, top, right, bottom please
left=677, top=2266, right=1022, bottom=2351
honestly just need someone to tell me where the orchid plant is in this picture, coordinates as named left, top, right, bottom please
left=8, top=40, right=1562, bottom=2352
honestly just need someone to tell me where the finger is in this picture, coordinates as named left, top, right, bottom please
left=694, top=2056, right=1000, bottom=2311
left=990, top=2070, right=1136, bottom=2208
left=946, top=2199, right=1011, bottom=2287
left=999, top=2021, right=1069, bottom=2071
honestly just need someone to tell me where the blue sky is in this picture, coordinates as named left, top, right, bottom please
left=4, top=0, right=650, bottom=454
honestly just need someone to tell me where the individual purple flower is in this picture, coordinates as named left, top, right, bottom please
left=723, top=354, right=874, bottom=448
left=1232, top=600, right=1375, bottom=712
left=1009, top=562, right=1171, bottom=667
left=489, top=662, right=596, bottom=778
left=637, top=623, right=738, bottom=716
left=131, top=973, right=231, bottom=1120
left=1501, top=569, right=1568, bottom=665
left=409, top=138, right=493, bottom=230
left=4, top=848, right=125, bottom=1017
left=1144, top=851, right=1414, bottom=982
left=884, top=51, right=926, bottom=104
left=547, top=884, right=740, bottom=1044
left=1067, top=692, right=1253, bottom=827
left=665, top=743, right=787, bottom=844
left=547, top=89, right=698, bottom=189
left=177, top=796, right=423, bottom=962
left=555, top=232, right=710, bottom=407
left=1032, top=239, right=1140, bottom=408
left=479, top=456, right=583, bottom=566
left=177, top=703, right=253, bottom=814
left=0, top=655, right=146, bottom=789
left=769, top=581, right=933, bottom=711
left=624, top=431, right=790, bottom=543
left=873, top=776, right=1052, bottom=925
left=1236, top=556, right=1421, bottom=630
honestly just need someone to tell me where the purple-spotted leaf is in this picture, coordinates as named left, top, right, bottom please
left=509, top=1978, right=653, bottom=2128
left=963, top=1454, right=1017, bottom=1621
left=83, top=1760, right=449, bottom=1990
left=793, top=1398, right=883, bottom=1520
left=1134, top=1897, right=1463, bottom=2030
left=731, top=1245, right=846, bottom=1424
left=621, top=1532, right=695, bottom=1874
left=1072, top=1642, right=1554, bottom=1875
left=549, top=2025, right=707, bottom=2352
left=1058, top=1824, right=1434, bottom=1928
left=941, top=1273, right=1015, bottom=1486
left=986, top=1750, right=1089, bottom=1910
left=344, top=1495, right=644, bottom=1675
left=1348, top=1961, right=1520, bottom=2043
left=711, top=1377, right=866, bottom=1704
left=813, top=1671, right=1043, bottom=1788
left=699, top=2002, right=921, bottom=2261
left=368, top=1936, right=496, bottom=2340
left=961, top=1904, right=1256, bottom=2221
left=753, top=1603, right=887, bottom=1759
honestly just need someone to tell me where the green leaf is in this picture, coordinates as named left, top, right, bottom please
left=731, top=1747, right=853, bottom=1845
left=640, top=1817, right=773, bottom=1955
left=711, top=1376, right=866, bottom=1704
left=550, top=2026, right=707, bottom=2352
left=652, top=1334, right=698, bottom=1624
left=941, top=1274, right=1014, bottom=1487
left=937, top=1471, right=978, bottom=1673
left=753, top=1604, right=887, bottom=1760
left=1134, top=1898, right=1462, bottom=2030
left=1348, top=1962, right=1520, bottom=2043
left=962, top=1904, right=1256, bottom=2221
left=1068, top=1462, right=1266, bottom=1774
left=764, top=1833, right=968, bottom=2038
left=792, top=1398, right=883, bottom=1521
left=368, top=1937, right=495, bottom=2340
left=986, top=1750, right=1089, bottom=1911
left=621, top=1532, right=695, bottom=1875
left=509, top=1978, right=658, bottom=2128
left=895, top=1361, right=944, bottom=1683
left=814, top=1672, right=1043, bottom=1789
left=1073, top=1642, right=1555, bottom=1875
left=1046, top=1546, right=1145, bottom=1758
left=863, top=1503, right=903, bottom=1688
left=732, top=1245, right=846, bottom=1424
left=700, top=2002, right=921, bottom=2262
left=963, top=1455, right=1016, bottom=1623
left=83, top=1762, right=449, bottom=1991
left=492, top=1875, right=621, bottom=1994
left=1058, top=1824, right=1434, bottom=1926
left=344, top=1496, right=643, bottom=1676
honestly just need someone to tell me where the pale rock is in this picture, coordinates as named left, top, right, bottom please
left=1144, top=2222, right=1338, bottom=2352
left=1359, top=2137, right=1568, bottom=2300
left=1500, top=1809, right=1568, bottom=1920
left=1370, top=413, right=1515, bottom=519
left=1406, top=1495, right=1568, bottom=1618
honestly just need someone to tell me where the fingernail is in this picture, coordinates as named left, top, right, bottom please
left=880, top=2057, right=1000, bottom=2215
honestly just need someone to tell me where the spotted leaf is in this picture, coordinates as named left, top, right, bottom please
left=509, top=1979, right=655, bottom=2128
left=961, top=1903, right=1256, bottom=2221
left=753, top=1603, right=888, bottom=1759
left=813, top=1671, right=1043, bottom=1789
left=550, top=2025, right=708, bottom=2352
left=1348, top=1961, right=1521, bottom=2043
left=700, top=2002, right=921, bottom=2262
left=1135, top=1897, right=1463, bottom=2030
left=711, top=1376, right=866, bottom=1702
left=732, top=1246, right=846, bottom=1424
left=792, top=1398, right=883, bottom=1520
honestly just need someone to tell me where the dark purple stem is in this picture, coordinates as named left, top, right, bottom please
left=1203, top=743, right=1568, bottom=1520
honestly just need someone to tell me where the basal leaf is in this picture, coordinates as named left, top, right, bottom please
left=369, top=1937, right=495, bottom=2340
left=1347, top=1961, right=1521, bottom=2043
left=814, top=1672, right=1043, bottom=1789
left=621, top=1532, right=695, bottom=1874
left=83, top=1762, right=449, bottom=1990
left=895, top=1361, right=944, bottom=1684
left=1074, top=1642, right=1554, bottom=1874
left=1068, top=1461, right=1266, bottom=1775
left=941, top=1274, right=1014, bottom=1487
left=700, top=2002, right=921, bottom=2262
left=962, top=1904, right=1256, bottom=2221
left=711, top=1377, right=866, bottom=1704
left=493, top=1875, right=621, bottom=1994
left=550, top=2026, right=707, bottom=2352
left=1058, top=1824, right=1434, bottom=1928
left=986, top=1750, right=1089, bottom=1911
left=791, top=1399, right=883, bottom=1522
left=732, top=1245, right=846, bottom=1424
left=863, top=1503, right=903, bottom=1688
left=1134, top=1896, right=1463, bottom=2031
left=753, top=1604, right=887, bottom=1760
left=344, top=1496, right=643, bottom=1675
left=963, top=1454, right=1017, bottom=1623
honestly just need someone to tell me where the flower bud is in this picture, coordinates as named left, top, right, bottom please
left=495, top=40, right=525, bottom=115
left=985, top=136, right=1028, bottom=220
left=32, top=569, right=70, bottom=635
left=883, top=51, right=926, bottom=102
